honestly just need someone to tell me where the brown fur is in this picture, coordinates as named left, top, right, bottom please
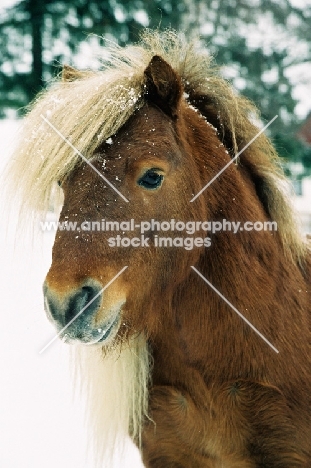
left=5, top=31, right=311, bottom=466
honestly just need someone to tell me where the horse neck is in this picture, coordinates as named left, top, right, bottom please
left=149, top=166, right=308, bottom=390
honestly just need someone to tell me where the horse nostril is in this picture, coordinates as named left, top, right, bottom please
left=66, top=285, right=101, bottom=326
left=44, top=282, right=102, bottom=329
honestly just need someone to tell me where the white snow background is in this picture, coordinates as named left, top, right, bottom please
left=0, top=120, right=144, bottom=468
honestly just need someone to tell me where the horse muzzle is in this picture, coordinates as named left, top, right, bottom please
left=43, top=279, right=124, bottom=345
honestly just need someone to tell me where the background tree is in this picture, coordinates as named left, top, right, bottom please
left=186, top=0, right=311, bottom=175
left=0, top=0, right=310, bottom=175
left=0, top=0, right=188, bottom=114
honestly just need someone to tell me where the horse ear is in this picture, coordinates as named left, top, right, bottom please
left=144, top=55, right=183, bottom=119
left=62, top=64, right=87, bottom=82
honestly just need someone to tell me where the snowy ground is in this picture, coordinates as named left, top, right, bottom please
left=0, top=120, right=144, bottom=468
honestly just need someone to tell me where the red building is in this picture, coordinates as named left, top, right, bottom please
left=297, top=112, right=311, bottom=146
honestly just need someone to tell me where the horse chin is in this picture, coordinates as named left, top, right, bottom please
left=87, top=312, right=121, bottom=346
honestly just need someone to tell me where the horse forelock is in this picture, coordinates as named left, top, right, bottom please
left=4, top=31, right=219, bottom=214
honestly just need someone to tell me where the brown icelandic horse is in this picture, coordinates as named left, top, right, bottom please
left=7, top=31, right=311, bottom=467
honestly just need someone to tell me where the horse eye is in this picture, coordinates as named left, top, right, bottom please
left=138, top=170, right=163, bottom=190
